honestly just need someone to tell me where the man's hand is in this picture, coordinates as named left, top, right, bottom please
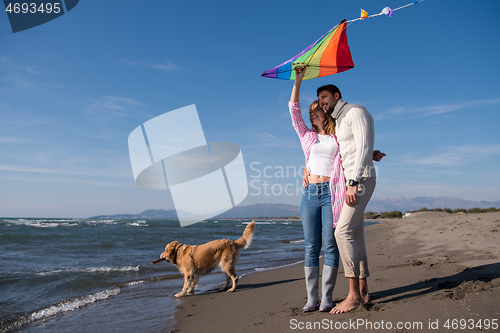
left=345, top=185, right=358, bottom=207
left=302, top=167, right=310, bottom=188
left=373, top=150, right=386, bottom=162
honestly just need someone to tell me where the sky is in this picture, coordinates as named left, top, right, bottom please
left=1, top=0, right=499, bottom=218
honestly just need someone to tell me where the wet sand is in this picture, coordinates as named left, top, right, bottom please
left=173, top=212, right=500, bottom=332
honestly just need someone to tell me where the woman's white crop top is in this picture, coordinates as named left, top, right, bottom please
left=307, top=134, right=337, bottom=177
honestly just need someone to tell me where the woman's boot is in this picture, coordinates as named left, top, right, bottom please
left=303, top=266, right=320, bottom=312
left=319, top=265, right=338, bottom=312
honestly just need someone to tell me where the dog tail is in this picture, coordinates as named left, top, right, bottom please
left=234, top=221, right=255, bottom=249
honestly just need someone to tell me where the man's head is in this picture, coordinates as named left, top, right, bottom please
left=317, top=84, right=342, bottom=115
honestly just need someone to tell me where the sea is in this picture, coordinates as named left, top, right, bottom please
left=0, top=218, right=379, bottom=333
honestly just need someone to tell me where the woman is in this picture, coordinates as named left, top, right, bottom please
left=289, top=66, right=345, bottom=312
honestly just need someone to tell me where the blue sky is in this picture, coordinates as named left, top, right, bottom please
left=1, top=0, right=499, bottom=218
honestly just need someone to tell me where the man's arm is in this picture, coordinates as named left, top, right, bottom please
left=346, top=107, right=374, bottom=207
left=350, top=107, right=374, bottom=183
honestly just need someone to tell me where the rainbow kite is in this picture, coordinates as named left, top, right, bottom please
left=261, top=20, right=354, bottom=81
left=261, top=0, right=423, bottom=80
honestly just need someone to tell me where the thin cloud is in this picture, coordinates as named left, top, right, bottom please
left=249, top=131, right=299, bottom=149
left=404, top=144, right=500, bottom=166
left=261, top=131, right=276, bottom=139
left=0, top=136, right=25, bottom=143
left=376, top=98, right=500, bottom=120
left=124, top=59, right=181, bottom=72
left=0, top=163, right=131, bottom=179
left=0, top=172, right=134, bottom=188
left=23, top=66, right=38, bottom=74
left=12, top=78, right=35, bottom=88
left=150, top=62, right=180, bottom=71
left=87, top=96, right=145, bottom=118
left=0, top=164, right=90, bottom=175
left=0, top=56, right=44, bottom=76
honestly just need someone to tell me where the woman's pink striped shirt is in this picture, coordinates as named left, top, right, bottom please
left=289, top=101, right=346, bottom=227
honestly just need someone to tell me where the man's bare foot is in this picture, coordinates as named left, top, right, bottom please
left=359, top=278, right=370, bottom=303
left=330, top=295, right=362, bottom=314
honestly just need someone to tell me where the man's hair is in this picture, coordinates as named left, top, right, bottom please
left=317, top=84, right=342, bottom=99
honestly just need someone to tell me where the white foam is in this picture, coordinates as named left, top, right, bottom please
left=125, top=280, right=144, bottom=286
left=253, top=260, right=305, bottom=272
left=29, top=288, right=121, bottom=321
left=35, top=265, right=140, bottom=276
left=83, top=266, right=140, bottom=273
left=39, top=219, right=79, bottom=222
left=128, top=222, right=148, bottom=227
left=86, top=219, right=118, bottom=224
left=290, top=239, right=305, bottom=244
left=4, top=219, right=79, bottom=228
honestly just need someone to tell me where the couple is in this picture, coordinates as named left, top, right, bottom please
left=289, top=66, right=384, bottom=314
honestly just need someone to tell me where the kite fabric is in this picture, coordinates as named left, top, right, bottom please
left=261, top=0, right=423, bottom=81
left=261, top=19, right=354, bottom=81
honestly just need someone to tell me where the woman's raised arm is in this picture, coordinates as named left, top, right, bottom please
left=290, top=66, right=306, bottom=103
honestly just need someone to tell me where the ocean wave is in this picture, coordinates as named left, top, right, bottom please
left=33, top=219, right=79, bottom=222
left=124, top=280, right=144, bottom=286
left=127, top=222, right=148, bottom=227
left=85, top=220, right=118, bottom=224
left=2, top=219, right=79, bottom=228
left=0, top=288, right=120, bottom=332
left=30, top=288, right=120, bottom=320
left=251, top=260, right=305, bottom=273
left=83, top=265, right=140, bottom=273
left=290, top=239, right=305, bottom=243
left=35, top=265, right=140, bottom=276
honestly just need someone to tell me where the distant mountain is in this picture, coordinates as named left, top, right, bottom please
left=90, top=209, right=179, bottom=220
left=89, top=197, right=500, bottom=219
left=89, top=204, right=300, bottom=220
left=214, top=203, right=300, bottom=218
left=366, top=196, right=500, bottom=213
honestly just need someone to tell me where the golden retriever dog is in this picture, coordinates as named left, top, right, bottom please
left=158, top=221, right=255, bottom=297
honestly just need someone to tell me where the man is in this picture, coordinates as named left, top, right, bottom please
left=316, top=84, right=380, bottom=314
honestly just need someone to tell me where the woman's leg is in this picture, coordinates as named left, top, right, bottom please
left=301, top=185, right=322, bottom=268
left=319, top=183, right=339, bottom=311
left=320, top=185, right=339, bottom=268
left=300, top=184, right=322, bottom=311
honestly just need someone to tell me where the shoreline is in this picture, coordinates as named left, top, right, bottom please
left=173, top=212, right=500, bottom=332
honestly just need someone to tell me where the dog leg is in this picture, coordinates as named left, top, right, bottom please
left=175, top=274, right=192, bottom=297
left=226, top=268, right=238, bottom=292
left=219, top=273, right=231, bottom=292
left=186, top=275, right=198, bottom=295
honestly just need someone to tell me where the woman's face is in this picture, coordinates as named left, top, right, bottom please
left=310, top=108, right=326, bottom=127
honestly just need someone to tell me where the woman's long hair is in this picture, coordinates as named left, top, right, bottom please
left=308, top=100, right=336, bottom=135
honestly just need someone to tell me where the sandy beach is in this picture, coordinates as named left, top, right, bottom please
left=173, top=212, right=500, bottom=332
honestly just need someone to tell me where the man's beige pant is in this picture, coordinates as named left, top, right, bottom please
left=334, top=177, right=376, bottom=278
